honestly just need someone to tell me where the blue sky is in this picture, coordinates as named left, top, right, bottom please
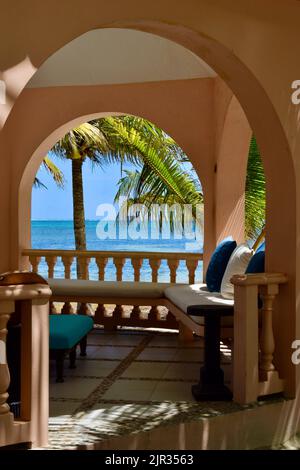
left=32, top=157, right=126, bottom=220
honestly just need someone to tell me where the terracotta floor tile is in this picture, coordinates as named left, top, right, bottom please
left=150, top=381, right=197, bottom=402
left=50, top=377, right=101, bottom=399
left=64, top=360, right=120, bottom=378
left=163, top=362, right=200, bottom=381
left=121, top=361, right=169, bottom=379
left=49, top=400, right=79, bottom=417
left=136, top=347, right=177, bottom=361
left=102, top=379, right=157, bottom=401
left=88, top=346, right=133, bottom=360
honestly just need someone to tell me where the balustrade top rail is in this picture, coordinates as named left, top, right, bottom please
left=22, top=249, right=203, bottom=283
left=22, top=249, right=202, bottom=260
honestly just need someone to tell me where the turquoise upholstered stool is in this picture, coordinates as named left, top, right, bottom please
left=49, top=314, right=94, bottom=382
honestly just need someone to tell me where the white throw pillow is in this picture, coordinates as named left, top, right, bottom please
left=220, top=244, right=253, bottom=299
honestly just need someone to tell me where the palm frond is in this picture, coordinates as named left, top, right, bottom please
left=33, top=177, right=47, bottom=189
left=51, top=122, right=110, bottom=163
left=245, top=136, right=266, bottom=240
left=108, top=117, right=203, bottom=207
left=42, top=156, right=65, bottom=187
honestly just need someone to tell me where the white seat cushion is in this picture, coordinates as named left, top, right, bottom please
left=49, top=279, right=172, bottom=299
left=164, top=283, right=234, bottom=327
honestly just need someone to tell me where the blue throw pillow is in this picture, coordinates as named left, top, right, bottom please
left=246, top=251, right=265, bottom=273
left=256, top=241, right=265, bottom=253
left=206, top=237, right=237, bottom=292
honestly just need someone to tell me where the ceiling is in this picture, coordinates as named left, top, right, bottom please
left=27, top=28, right=217, bottom=88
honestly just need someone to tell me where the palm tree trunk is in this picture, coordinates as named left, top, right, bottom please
left=72, top=159, right=86, bottom=278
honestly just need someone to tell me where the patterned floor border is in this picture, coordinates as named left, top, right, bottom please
left=47, top=329, right=237, bottom=449
left=72, top=334, right=155, bottom=413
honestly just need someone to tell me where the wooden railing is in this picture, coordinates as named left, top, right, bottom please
left=22, top=249, right=202, bottom=330
left=231, top=272, right=288, bottom=404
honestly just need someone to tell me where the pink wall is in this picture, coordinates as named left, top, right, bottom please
left=215, top=92, right=252, bottom=244
left=4, top=78, right=250, bottom=278
left=3, top=78, right=249, bottom=276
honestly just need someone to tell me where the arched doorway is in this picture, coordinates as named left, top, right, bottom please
left=1, top=20, right=295, bottom=417
left=7, top=25, right=294, bottom=399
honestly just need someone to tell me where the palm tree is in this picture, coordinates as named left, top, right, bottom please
left=46, top=116, right=265, bottom=274
left=51, top=123, right=111, bottom=254
left=49, top=116, right=198, bottom=258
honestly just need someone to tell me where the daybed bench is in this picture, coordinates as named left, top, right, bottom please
left=48, top=279, right=235, bottom=398
left=48, top=279, right=234, bottom=338
left=46, top=240, right=265, bottom=397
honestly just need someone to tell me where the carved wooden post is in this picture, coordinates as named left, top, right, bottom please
left=259, top=284, right=278, bottom=376
left=95, top=257, right=108, bottom=281
left=186, top=259, right=198, bottom=284
left=29, top=256, right=41, bottom=274
left=94, top=257, right=108, bottom=324
left=132, top=258, right=142, bottom=282
left=115, top=257, right=125, bottom=281
left=231, top=276, right=259, bottom=404
left=78, top=256, right=90, bottom=315
left=168, top=259, right=179, bottom=283
left=61, top=302, right=74, bottom=314
left=62, top=256, right=74, bottom=280
left=148, top=305, right=159, bottom=322
left=78, top=257, right=90, bottom=280
left=61, top=256, right=75, bottom=314
left=132, top=249, right=147, bottom=319
left=113, top=258, right=125, bottom=323
left=45, top=256, right=57, bottom=279
left=113, top=304, right=123, bottom=319
left=0, top=301, right=14, bottom=419
left=46, top=256, right=58, bottom=314
left=0, top=276, right=56, bottom=447
left=131, top=305, right=141, bottom=322
left=149, top=259, right=161, bottom=282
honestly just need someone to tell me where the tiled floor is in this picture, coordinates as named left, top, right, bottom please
left=47, top=327, right=236, bottom=449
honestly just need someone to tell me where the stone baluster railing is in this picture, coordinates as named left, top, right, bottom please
left=231, top=272, right=288, bottom=404
left=77, top=256, right=90, bottom=315
left=0, top=281, right=51, bottom=448
left=0, top=304, right=12, bottom=419
left=60, top=256, right=75, bottom=314
left=23, top=249, right=202, bottom=330
left=94, top=257, right=108, bottom=324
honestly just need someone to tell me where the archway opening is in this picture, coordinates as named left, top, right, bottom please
left=9, top=23, right=296, bottom=446
left=31, top=113, right=205, bottom=283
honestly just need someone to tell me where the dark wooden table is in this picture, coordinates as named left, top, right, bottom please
left=187, top=304, right=234, bottom=401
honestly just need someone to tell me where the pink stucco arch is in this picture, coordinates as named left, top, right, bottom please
left=2, top=22, right=296, bottom=396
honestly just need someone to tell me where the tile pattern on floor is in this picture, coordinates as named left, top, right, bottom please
left=47, top=328, right=236, bottom=449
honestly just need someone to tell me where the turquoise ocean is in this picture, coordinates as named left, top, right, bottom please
left=32, top=220, right=203, bottom=283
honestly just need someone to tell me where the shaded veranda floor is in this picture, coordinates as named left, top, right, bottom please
left=45, top=327, right=236, bottom=449
left=45, top=327, right=286, bottom=450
